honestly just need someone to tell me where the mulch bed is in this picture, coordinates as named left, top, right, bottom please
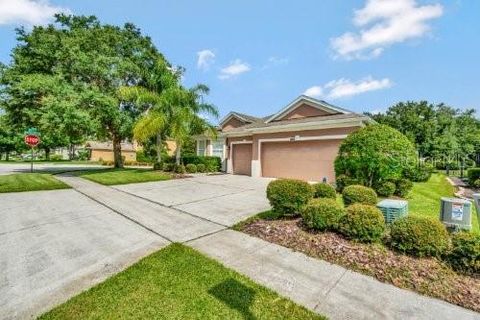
left=240, top=218, right=480, bottom=312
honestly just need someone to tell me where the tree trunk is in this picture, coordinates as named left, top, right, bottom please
left=45, top=147, right=50, bottom=161
left=5, top=151, right=9, bottom=161
left=112, top=135, right=123, bottom=168
left=175, top=143, right=182, bottom=165
left=156, top=132, right=162, bottom=163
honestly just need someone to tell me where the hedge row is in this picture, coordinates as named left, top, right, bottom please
left=264, top=179, right=479, bottom=274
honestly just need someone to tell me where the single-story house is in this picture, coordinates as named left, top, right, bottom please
left=85, top=141, right=137, bottom=162
left=195, top=95, right=372, bottom=182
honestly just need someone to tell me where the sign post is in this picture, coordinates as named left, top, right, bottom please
left=24, top=128, right=40, bottom=173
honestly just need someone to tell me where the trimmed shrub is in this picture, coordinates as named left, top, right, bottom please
left=375, top=181, right=396, bottom=197
left=335, top=124, right=416, bottom=187
left=174, top=164, right=186, bottom=174
left=266, top=179, right=314, bottom=216
left=185, top=163, right=197, bottom=173
left=335, top=174, right=358, bottom=192
left=390, top=216, right=450, bottom=257
left=162, top=163, right=173, bottom=172
left=342, top=185, right=378, bottom=206
left=473, top=179, right=480, bottom=189
left=301, top=198, right=344, bottom=231
left=405, top=165, right=432, bottom=182
left=445, top=232, right=480, bottom=274
left=468, top=168, right=480, bottom=186
left=196, top=163, right=206, bottom=173
left=338, top=204, right=386, bottom=242
left=395, top=178, right=413, bottom=198
left=313, top=183, right=337, bottom=199
left=153, top=162, right=162, bottom=170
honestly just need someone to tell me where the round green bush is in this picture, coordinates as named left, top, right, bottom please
left=445, top=232, right=480, bottom=274
left=301, top=198, right=344, bottom=231
left=335, top=174, right=358, bottom=192
left=335, top=124, right=416, bottom=187
left=390, top=216, right=450, bottom=257
left=338, top=204, right=386, bottom=242
left=395, top=179, right=413, bottom=198
left=266, top=179, right=314, bottom=216
left=313, top=183, right=337, bottom=199
left=185, top=163, right=197, bottom=173
left=375, top=181, right=396, bottom=197
left=342, top=185, right=378, bottom=206
left=162, top=163, right=173, bottom=172
left=174, top=164, right=186, bottom=174
left=196, top=163, right=206, bottom=173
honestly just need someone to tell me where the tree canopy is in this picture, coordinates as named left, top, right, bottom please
left=0, top=14, right=178, bottom=166
left=367, top=101, right=480, bottom=165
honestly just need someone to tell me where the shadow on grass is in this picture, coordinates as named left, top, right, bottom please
left=208, top=278, right=257, bottom=320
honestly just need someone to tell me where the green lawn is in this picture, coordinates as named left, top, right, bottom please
left=0, top=173, right=69, bottom=193
left=39, top=244, right=324, bottom=320
left=75, top=168, right=172, bottom=185
left=407, top=173, right=479, bottom=232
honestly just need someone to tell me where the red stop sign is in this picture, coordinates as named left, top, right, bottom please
left=24, top=134, right=40, bottom=147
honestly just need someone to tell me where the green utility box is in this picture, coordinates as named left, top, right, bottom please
left=377, top=199, right=408, bottom=224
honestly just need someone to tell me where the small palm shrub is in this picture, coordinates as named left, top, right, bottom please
left=375, top=181, right=396, bottom=197
left=313, top=183, right=337, bottom=199
left=301, top=198, right=344, bottom=231
left=390, top=216, right=450, bottom=257
left=338, top=204, right=386, bottom=242
left=342, top=185, right=378, bottom=206
left=196, top=163, right=206, bottom=173
left=473, top=179, right=480, bottom=189
left=266, top=179, right=314, bottom=216
left=395, top=178, right=413, bottom=198
left=153, top=162, right=162, bottom=171
left=185, top=163, right=197, bottom=173
left=445, top=232, right=480, bottom=274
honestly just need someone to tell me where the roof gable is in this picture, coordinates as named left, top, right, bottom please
left=265, top=95, right=350, bottom=123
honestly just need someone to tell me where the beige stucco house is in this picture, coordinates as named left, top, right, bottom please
left=195, top=95, right=372, bottom=182
left=85, top=141, right=137, bottom=162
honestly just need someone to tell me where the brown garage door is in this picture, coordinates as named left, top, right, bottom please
left=261, top=140, right=341, bottom=182
left=232, top=143, right=252, bottom=176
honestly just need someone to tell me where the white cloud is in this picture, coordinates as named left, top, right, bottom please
left=303, top=86, right=323, bottom=98
left=196, top=49, right=215, bottom=70
left=304, top=76, right=392, bottom=99
left=218, top=59, right=250, bottom=80
left=331, top=0, right=443, bottom=60
left=0, top=0, right=70, bottom=26
left=261, top=56, right=289, bottom=70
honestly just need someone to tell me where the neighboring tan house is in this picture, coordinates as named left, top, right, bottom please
left=195, top=95, right=372, bottom=182
left=85, top=141, right=137, bottom=162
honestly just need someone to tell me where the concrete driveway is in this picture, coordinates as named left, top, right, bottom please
left=113, top=174, right=272, bottom=226
left=0, top=173, right=270, bottom=319
left=0, top=189, right=168, bottom=320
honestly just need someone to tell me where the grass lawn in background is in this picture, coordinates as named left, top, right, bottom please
left=0, top=173, right=69, bottom=193
left=75, top=168, right=172, bottom=185
left=408, top=173, right=479, bottom=232
left=39, top=244, right=324, bottom=320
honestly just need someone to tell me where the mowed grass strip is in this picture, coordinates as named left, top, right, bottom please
left=39, top=244, right=324, bottom=320
left=408, top=173, right=479, bottom=232
left=0, top=173, right=69, bottom=193
left=76, top=168, right=172, bottom=185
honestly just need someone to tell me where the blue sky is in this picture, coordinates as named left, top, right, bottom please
left=0, top=0, right=479, bottom=120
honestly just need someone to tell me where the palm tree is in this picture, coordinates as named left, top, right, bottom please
left=119, top=81, right=218, bottom=164
left=118, top=59, right=179, bottom=163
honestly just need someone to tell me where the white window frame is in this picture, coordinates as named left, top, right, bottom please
left=197, top=139, right=206, bottom=156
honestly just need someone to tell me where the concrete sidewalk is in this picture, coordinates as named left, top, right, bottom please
left=188, top=230, right=479, bottom=320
